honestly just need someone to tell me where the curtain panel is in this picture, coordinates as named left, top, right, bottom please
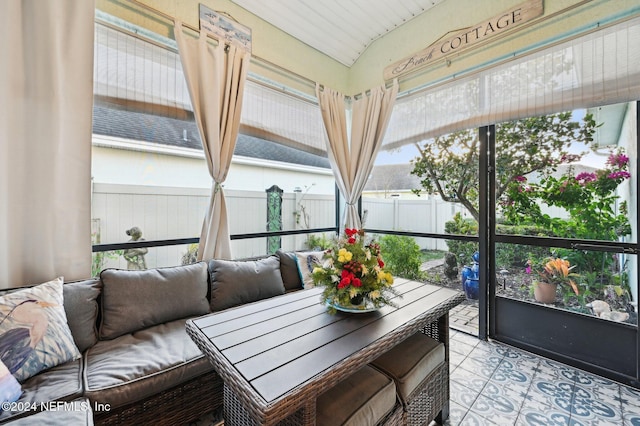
left=175, top=23, right=250, bottom=260
left=0, top=0, right=94, bottom=289
left=317, top=81, right=398, bottom=229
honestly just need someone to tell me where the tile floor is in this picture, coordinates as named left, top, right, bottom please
left=193, top=325, right=640, bottom=426
left=446, top=329, right=640, bottom=425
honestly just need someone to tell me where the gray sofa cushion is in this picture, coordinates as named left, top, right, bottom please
left=276, top=250, right=303, bottom=291
left=4, top=399, right=93, bottom=425
left=0, top=360, right=83, bottom=422
left=208, top=256, right=285, bottom=311
left=63, top=279, right=101, bottom=352
left=84, top=318, right=214, bottom=410
left=99, top=262, right=210, bottom=340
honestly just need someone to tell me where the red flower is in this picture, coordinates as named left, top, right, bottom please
left=345, top=228, right=358, bottom=237
left=352, top=278, right=362, bottom=287
left=378, top=258, right=385, bottom=268
left=348, top=237, right=356, bottom=244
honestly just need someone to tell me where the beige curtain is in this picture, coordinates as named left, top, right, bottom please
left=175, top=23, right=250, bottom=260
left=317, top=80, right=398, bottom=229
left=0, top=0, right=94, bottom=289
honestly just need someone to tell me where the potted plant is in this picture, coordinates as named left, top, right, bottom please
left=533, top=258, right=580, bottom=303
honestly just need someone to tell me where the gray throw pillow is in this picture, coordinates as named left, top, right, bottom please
left=99, top=262, right=210, bottom=340
left=276, top=250, right=303, bottom=291
left=209, top=256, right=285, bottom=311
left=63, top=279, right=102, bottom=352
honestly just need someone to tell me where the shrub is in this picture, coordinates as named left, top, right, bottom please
left=379, top=235, right=424, bottom=280
left=444, top=212, right=477, bottom=266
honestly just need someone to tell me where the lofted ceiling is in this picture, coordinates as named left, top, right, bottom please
left=230, top=0, right=446, bottom=67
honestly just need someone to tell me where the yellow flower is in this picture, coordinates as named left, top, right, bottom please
left=385, top=273, right=394, bottom=286
left=349, top=288, right=358, bottom=298
left=361, top=265, right=368, bottom=276
left=338, top=248, right=353, bottom=263
left=313, top=267, right=324, bottom=274
left=369, top=290, right=381, bottom=299
left=377, top=270, right=386, bottom=281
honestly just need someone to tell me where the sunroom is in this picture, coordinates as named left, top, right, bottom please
left=2, top=0, right=640, bottom=425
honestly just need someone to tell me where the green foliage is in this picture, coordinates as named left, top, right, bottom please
left=411, top=112, right=597, bottom=221
left=443, top=212, right=477, bottom=266
left=420, top=250, right=445, bottom=262
left=181, top=244, right=199, bottom=265
left=91, top=250, right=123, bottom=278
left=379, top=235, right=425, bottom=280
left=494, top=225, right=554, bottom=269
left=306, top=233, right=333, bottom=250
left=502, top=149, right=631, bottom=294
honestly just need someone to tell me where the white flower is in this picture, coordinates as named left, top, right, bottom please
left=369, top=290, right=381, bottom=299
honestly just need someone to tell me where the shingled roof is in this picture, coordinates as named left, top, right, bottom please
left=92, top=102, right=330, bottom=169
left=365, top=163, right=422, bottom=192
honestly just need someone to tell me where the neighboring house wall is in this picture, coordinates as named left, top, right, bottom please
left=92, top=136, right=335, bottom=194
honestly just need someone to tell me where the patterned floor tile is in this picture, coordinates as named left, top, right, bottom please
left=569, top=385, right=623, bottom=425
left=470, top=394, right=519, bottom=424
left=451, top=340, right=477, bottom=357
left=482, top=381, right=527, bottom=413
left=450, top=376, right=484, bottom=409
left=452, top=331, right=482, bottom=347
left=492, top=359, right=535, bottom=388
left=621, top=386, right=640, bottom=411
left=450, top=350, right=466, bottom=368
left=457, top=354, right=502, bottom=379
left=528, top=377, right=575, bottom=413
left=460, top=409, right=497, bottom=425
left=622, top=403, right=640, bottom=426
left=446, top=400, right=469, bottom=425
left=516, top=406, right=573, bottom=426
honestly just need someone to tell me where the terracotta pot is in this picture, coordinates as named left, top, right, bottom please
left=533, top=281, right=557, bottom=303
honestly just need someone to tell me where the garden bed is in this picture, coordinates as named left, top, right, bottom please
left=422, top=263, right=637, bottom=325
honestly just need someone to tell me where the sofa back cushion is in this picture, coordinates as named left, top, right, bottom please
left=63, top=279, right=102, bottom=352
left=276, top=250, right=303, bottom=291
left=99, top=262, right=210, bottom=340
left=209, top=256, right=285, bottom=311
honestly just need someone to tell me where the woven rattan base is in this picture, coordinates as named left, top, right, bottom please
left=402, top=362, right=448, bottom=426
left=94, top=370, right=223, bottom=425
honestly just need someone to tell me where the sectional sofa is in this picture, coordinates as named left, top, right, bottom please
left=0, top=249, right=313, bottom=425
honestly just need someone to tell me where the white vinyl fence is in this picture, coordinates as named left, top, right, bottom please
left=92, top=183, right=463, bottom=270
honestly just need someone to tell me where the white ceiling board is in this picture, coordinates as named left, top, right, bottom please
left=231, top=0, right=446, bottom=66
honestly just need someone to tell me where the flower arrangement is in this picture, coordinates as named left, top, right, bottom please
left=312, top=229, right=398, bottom=312
left=537, top=258, right=580, bottom=295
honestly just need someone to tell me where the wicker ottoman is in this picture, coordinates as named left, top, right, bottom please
left=316, top=365, right=402, bottom=426
left=370, top=332, right=446, bottom=426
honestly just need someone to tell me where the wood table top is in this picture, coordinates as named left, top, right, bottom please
left=187, top=278, right=465, bottom=423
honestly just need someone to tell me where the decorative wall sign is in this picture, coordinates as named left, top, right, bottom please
left=383, top=0, right=543, bottom=80
left=199, top=4, right=252, bottom=52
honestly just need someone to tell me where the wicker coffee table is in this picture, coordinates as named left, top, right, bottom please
left=186, top=278, right=464, bottom=426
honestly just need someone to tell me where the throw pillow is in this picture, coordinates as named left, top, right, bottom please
left=0, top=277, right=81, bottom=382
left=99, top=262, right=210, bottom=340
left=209, top=256, right=285, bottom=311
left=294, top=250, right=326, bottom=289
left=0, top=359, right=21, bottom=406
